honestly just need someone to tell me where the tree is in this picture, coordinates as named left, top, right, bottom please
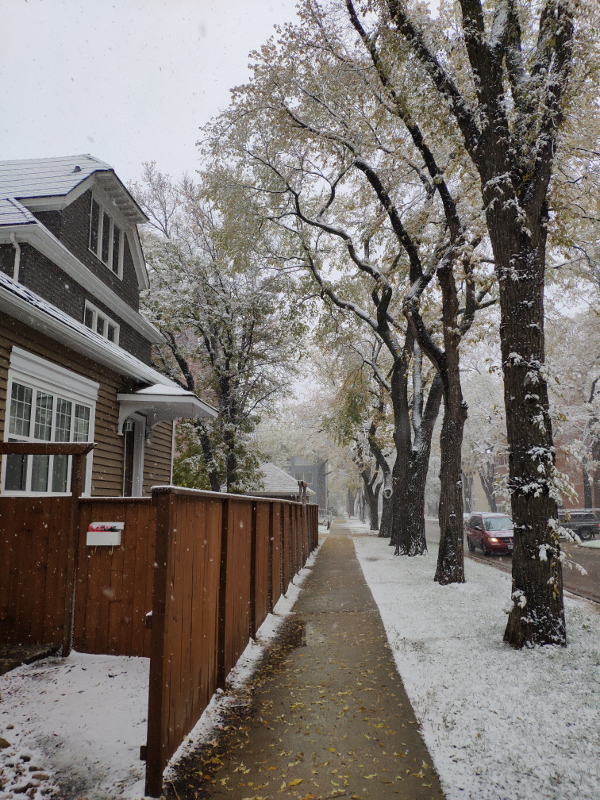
left=356, top=0, right=593, bottom=647
left=202, top=0, right=497, bottom=573
left=134, top=164, right=305, bottom=492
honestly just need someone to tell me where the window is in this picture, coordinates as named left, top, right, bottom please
left=89, top=195, right=124, bottom=277
left=83, top=301, right=119, bottom=344
left=2, top=348, right=98, bottom=496
left=295, top=470, right=313, bottom=485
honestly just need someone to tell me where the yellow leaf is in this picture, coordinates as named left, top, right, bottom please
left=288, top=778, right=303, bottom=787
left=375, top=723, right=384, bottom=729
left=363, top=774, right=376, bottom=779
left=328, top=747, right=336, bottom=753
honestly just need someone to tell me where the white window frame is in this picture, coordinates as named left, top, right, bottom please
left=1, top=347, right=98, bottom=497
left=83, top=300, right=120, bottom=345
left=89, top=193, right=125, bottom=278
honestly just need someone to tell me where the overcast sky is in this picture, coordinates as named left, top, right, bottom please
left=1, top=0, right=301, bottom=184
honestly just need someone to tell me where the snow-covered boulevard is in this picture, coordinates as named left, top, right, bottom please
left=1, top=517, right=599, bottom=800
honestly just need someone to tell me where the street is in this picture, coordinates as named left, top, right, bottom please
left=425, top=519, right=600, bottom=605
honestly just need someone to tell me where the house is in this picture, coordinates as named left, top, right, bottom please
left=246, top=461, right=316, bottom=502
left=0, top=154, right=216, bottom=497
left=284, top=456, right=328, bottom=513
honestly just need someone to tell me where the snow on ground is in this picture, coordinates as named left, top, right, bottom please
left=0, top=652, right=149, bottom=799
left=0, top=547, right=321, bottom=800
left=353, top=531, right=600, bottom=800
left=580, top=539, right=600, bottom=549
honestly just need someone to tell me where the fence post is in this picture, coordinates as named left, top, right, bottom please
left=63, top=445, right=94, bottom=657
left=267, top=502, right=274, bottom=614
left=280, top=504, right=286, bottom=597
left=145, top=489, right=173, bottom=798
left=249, top=500, right=258, bottom=639
left=217, top=497, right=230, bottom=689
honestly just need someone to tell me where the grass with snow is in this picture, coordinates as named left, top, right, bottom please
left=353, top=530, right=600, bottom=800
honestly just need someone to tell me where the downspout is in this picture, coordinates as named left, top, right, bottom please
left=10, top=232, right=21, bottom=282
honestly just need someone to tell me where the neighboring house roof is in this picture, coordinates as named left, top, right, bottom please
left=246, top=462, right=316, bottom=498
left=0, top=269, right=216, bottom=422
left=0, top=198, right=37, bottom=226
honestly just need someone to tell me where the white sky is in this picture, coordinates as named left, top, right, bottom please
left=1, top=0, right=301, bottom=184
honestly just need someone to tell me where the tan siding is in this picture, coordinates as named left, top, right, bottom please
left=143, top=421, right=173, bottom=495
left=0, top=318, right=174, bottom=498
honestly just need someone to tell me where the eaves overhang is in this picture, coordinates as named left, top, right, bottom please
left=0, top=271, right=182, bottom=390
left=117, top=385, right=217, bottom=434
left=0, top=222, right=161, bottom=343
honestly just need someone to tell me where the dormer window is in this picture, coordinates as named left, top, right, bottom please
left=89, top=195, right=124, bottom=277
left=84, top=300, right=120, bottom=344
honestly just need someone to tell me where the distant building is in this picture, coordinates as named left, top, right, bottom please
left=246, top=461, right=316, bottom=502
left=284, top=457, right=328, bottom=513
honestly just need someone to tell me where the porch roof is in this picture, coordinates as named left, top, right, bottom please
left=117, top=384, right=216, bottom=433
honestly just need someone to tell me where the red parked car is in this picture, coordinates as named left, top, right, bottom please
left=465, top=513, right=514, bottom=556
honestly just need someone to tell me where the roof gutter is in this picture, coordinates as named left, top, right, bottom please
left=9, top=232, right=20, bottom=282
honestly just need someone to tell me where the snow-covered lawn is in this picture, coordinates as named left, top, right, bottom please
left=353, top=531, right=600, bottom=800
left=0, top=553, right=319, bottom=800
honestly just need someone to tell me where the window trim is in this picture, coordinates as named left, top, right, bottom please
left=89, top=193, right=125, bottom=278
left=83, top=300, right=120, bottom=345
left=1, top=348, right=98, bottom=496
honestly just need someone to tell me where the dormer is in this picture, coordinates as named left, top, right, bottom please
left=0, top=155, right=149, bottom=310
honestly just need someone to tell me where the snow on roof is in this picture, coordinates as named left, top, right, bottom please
left=0, top=154, right=112, bottom=199
left=0, top=197, right=37, bottom=226
left=247, top=462, right=316, bottom=497
left=0, top=154, right=147, bottom=225
left=0, top=269, right=197, bottom=391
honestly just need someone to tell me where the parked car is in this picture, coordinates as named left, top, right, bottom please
left=465, top=512, right=514, bottom=556
left=558, top=510, right=600, bottom=541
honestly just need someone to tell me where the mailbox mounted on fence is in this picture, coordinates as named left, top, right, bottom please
left=86, top=522, right=124, bottom=547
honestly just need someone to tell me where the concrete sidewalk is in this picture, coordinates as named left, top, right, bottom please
left=167, top=520, right=444, bottom=800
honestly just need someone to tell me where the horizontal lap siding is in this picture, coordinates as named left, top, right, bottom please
left=0, top=496, right=72, bottom=645
left=74, top=498, right=155, bottom=656
left=0, top=317, right=125, bottom=496
left=143, top=421, right=173, bottom=495
left=0, top=318, right=173, bottom=499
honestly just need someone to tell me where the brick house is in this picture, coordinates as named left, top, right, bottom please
left=0, top=154, right=216, bottom=497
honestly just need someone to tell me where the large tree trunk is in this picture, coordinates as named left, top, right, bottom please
left=583, top=468, right=593, bottom=509
left=347, top=488, right=355, bottom=516
left=433, top=265, right=466, bottom=585
left=486, top=206, right=565, bottom=647
left=379, top=489, right=393, bottom=538
left=369, top=429, right=393, bottom=538
left=391, top=358, right=443, bottom=556
left=360, top=468, right=380, bottom=531
left=479, top=462, right=497, bottom=512
left=193, top=419, right=221, bottom=492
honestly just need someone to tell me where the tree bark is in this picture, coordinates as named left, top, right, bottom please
left=479, top=462, right=497, bottom=512
left=583, top=468, right=593, bottom=509
left=486, top=207, right=566, bottom=647
left=390, top=354, right=443, bottom=556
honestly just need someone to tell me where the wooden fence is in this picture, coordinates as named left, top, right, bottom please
left=0, top=442, right=94, bottom=653
left=0, top=461, right=318, bottom=798
left=144, top=487, right=318, bottom=797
